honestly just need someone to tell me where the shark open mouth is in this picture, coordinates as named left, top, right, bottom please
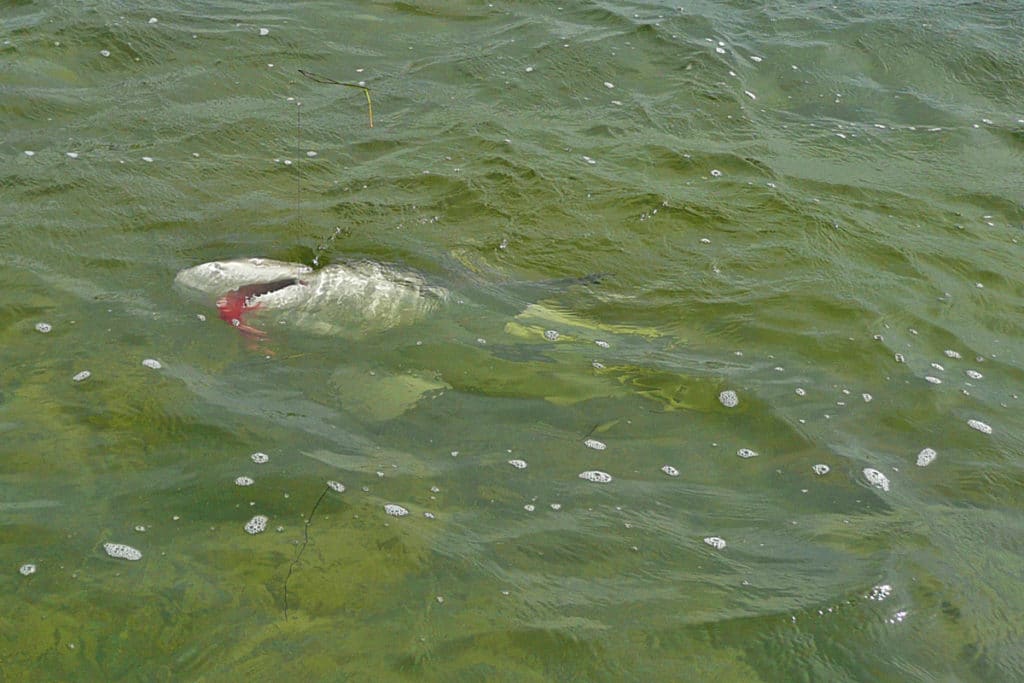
left=215, top=277, right=303, bottom=337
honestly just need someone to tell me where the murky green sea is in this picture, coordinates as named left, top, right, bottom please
left=3, top=0, right=1024, bottom=680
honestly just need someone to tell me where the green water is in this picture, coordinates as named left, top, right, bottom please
left=3, top=0, right=1023, bottom=679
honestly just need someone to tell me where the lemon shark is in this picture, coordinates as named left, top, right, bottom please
left=174, top=257, right=449, bottom=337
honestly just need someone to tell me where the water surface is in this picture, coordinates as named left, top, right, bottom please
left=2, top=0, right=1023, bottom=680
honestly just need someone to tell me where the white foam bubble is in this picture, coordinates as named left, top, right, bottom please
left=524, top=504, right=535, bottom=512
left=234, top=476, right=254, bottom=486
left=35, top=322, right=52, bottom=333
left=244, top=515, right=268, bottom=534
left=812, top=464, right=830, bottom=476
left=703, top=536, right=727, bottom=550
left=103, top=542, right=142, bottom=560
left=384, top=504, right=409, bottom=517
left=894, top=353, right=905, bottom=363
left=595, top=340, right=610, bottom=348
left=862, top=393, right=873, bottom=402
left=508, top=459, right=527, bottom=469
left=710, top=169, right=722, bottom=177
left=66, top=152, right=79, bottom=159
left=141, top=358, right=161, bottom=369
left=578, top=470, right=612, bottom=483
left=423, top=511, right=435, bottom=519
left=795, top=387, right=806, bottom=396
left=967, top=419, right=992, bottom=435
left=72, top=370, right=91, bottom=382
left=584, top=438, right=606, bottom=451
left=916, top=448, right=936, bottom=467
left=966, top=370, right=983, bottom=379
left=944, top=349, right=962, bottom=359
left=259, top=27, right=270, bottom=36
left=737, top=448, right=758, bottom=459
left=603, top=81, right=615, bottom=88
left=863, top=468, right=890, bottom=492
left=19, top=563, right=37, bottom=576
left=148, top=17, right=158, bottom=23
left=327, top=480, right=345, bottom=493
left=100, top=49, right=110, bottom=57
left=718, top=390, right=739, bottom=408
left=924, top=376, right=942, bottom=384
left=250, top=452, right=269, bottom=464
left=543, top=330, right=559, bottom=341
left=868, top=584, right=892, bottom=601
left=24, top=150, right=35, bottom=157
left=550, top=503, right=562, bottom=511
left=661, top=465, right=680, bottom=477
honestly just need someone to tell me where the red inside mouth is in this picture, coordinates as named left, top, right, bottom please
left=215, top=278, right=300, bottom=337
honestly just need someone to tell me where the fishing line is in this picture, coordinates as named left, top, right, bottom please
left=295, top=69, right=372, bottom=266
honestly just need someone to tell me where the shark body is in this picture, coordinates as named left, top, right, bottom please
left=174, top=257, right=449, bottom=337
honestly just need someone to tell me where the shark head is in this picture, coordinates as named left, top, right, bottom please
left=174, top=258, right=313, bottom=297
